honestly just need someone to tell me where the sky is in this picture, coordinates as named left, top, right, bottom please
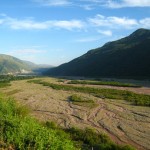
left=0, top=0, right=150, bottom=66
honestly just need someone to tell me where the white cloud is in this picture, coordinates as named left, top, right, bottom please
left=1, top=14, right=150, bottom=32
left=33, top=0, right=150, bottom=8
left=51, top=20, right=84, bottom=30
left=139, top=18, right=150, bottom=28
left=81, top=5, right=94, bottom=10
left=33, top=0, right=71, bottom=6
left=10, top=19, right=84, bottom=30
left=89, top=14, right=138, bottom=29
left=9, top=19, right=50, bottom=30
left=106, top=0, right=150, bottom=8
left=98, top=30, right=112, bottom=36
left=0, top=15, right=84, bottom=30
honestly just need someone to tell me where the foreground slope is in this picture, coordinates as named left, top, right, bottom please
left=46, top=28, right=150, bottom=78
left=0, top=94, right=77, bottom=150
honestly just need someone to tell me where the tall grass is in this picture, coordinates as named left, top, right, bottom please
left=0, top=75, right=36, bottom=88
left=0, top=75, right=35, bottom=82
left=0, top=94, right=76, bottom=150
left=45, top=121, right=135, bottom=150
left=28, top=80, right=150, bottom=106
left=0, top=81, right=11, bottom=88
left=65, top=128, right=135, bottom=150
left=68, top=80, right=141, bottom=87
left=69, top=94, right=97, bottom=108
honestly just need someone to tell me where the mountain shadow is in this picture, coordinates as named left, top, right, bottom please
left=45, top=28, right=150, bottom=79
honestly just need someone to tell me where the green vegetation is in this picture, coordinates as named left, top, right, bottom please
left=29, top=80, right=150, bottom=106
left=0, top=54, right=32, bottom=74
left=45, top=121, right=135, bottom=150
left=57, top=79, right=65, bottom=82
left=69, top=94, right=97, bottom=108
left=0, top=93, right=136, bottom=150
left=5, top=89, right=22, bottom=96
left=68, top=80, right=140, bottom=87
left=0, top=75, right=35, bottom=82
left=0, top=75, right=35, bottom=88
left=0, top=94, right=76, bottom=150
left=0, top=81, right=11, bottom=88
left=65, top=128, right=135, bottom=150
left=0, top=54, right=51, bottom=75
left=45, top=29, right=150, bottom=78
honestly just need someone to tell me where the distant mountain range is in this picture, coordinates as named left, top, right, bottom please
left=45, top=28, right=150, bottom=78
left=0, top=54, right=52, bottom=75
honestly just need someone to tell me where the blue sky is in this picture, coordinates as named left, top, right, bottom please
left=0, top=0, right=150, bottom=66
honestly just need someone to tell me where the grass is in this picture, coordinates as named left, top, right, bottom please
left=68, top=80, right=141, bottom=87
left=4, top=89, right=22, bottom=96
left=65, top=127, right=135, bottom=150
left=28, top=79, right=150, bottom=106
left=0, top=93, right=136, bottom=150
left=0, top=81, right=11, bottom=88
left=69, top=94, right=97, bottom=108
left=0, top=75, right=36, bottom=89
left=45, top=121, right=135, bottom=150
left=57, top=79, right=65, bottom=83
left=0, top=75, right=35, bottom=83
left=0, top=94, right=77, bottom=150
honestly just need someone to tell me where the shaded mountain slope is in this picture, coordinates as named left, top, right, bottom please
left=46, top=28, right=150, bottom=78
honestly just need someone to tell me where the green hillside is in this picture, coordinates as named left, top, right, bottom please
left=0, top=54, right=33, bottom=74
left=0, top=54, right=51, bottom=74
left=46, top=28, right=150, bottom=78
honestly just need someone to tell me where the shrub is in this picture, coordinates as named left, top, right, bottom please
left=68, top=80, right=141, bottom=88
left=69, top=94, right=97, bottom=108
left=0, top=94, right=77, bottom=150
left=65, top=127, right=135, bottom=150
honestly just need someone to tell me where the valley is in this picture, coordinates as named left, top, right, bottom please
left=1, top=77, right=149, bottom=150
left=1, top=0, right=150, bottom=149
left=0, top=29, right=150, bottom=150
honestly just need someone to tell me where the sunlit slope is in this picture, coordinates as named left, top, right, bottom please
left=0, top=54, right=52, bottom=74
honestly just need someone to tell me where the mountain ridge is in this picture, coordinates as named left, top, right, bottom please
left=0, top=54, right=52, bottom=74
left=45, top=28, right=150, bottom=78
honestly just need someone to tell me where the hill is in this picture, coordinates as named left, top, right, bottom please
left=0, top=54, right=51, bottom=74
left=46, top=28, right=150, bottom=78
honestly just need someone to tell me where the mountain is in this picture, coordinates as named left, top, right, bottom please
left=45, top=28, right=150, bottom=78
left=32, top=64, right=53, bottom=75
left=0, top=54, right=51, bottom=74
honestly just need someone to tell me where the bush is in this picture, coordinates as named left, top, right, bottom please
left=65, top=127, right=135, bottom=150
left=0, top=94, right=77, bottom=150
left=69, top=94, right=97, bottom=108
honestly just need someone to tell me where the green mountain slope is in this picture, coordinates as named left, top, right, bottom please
left=46, top=28, right=150, bottom=78
left=0, top=54, right=33, bottom=74
left=0, top=54, right=51, bottom=74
